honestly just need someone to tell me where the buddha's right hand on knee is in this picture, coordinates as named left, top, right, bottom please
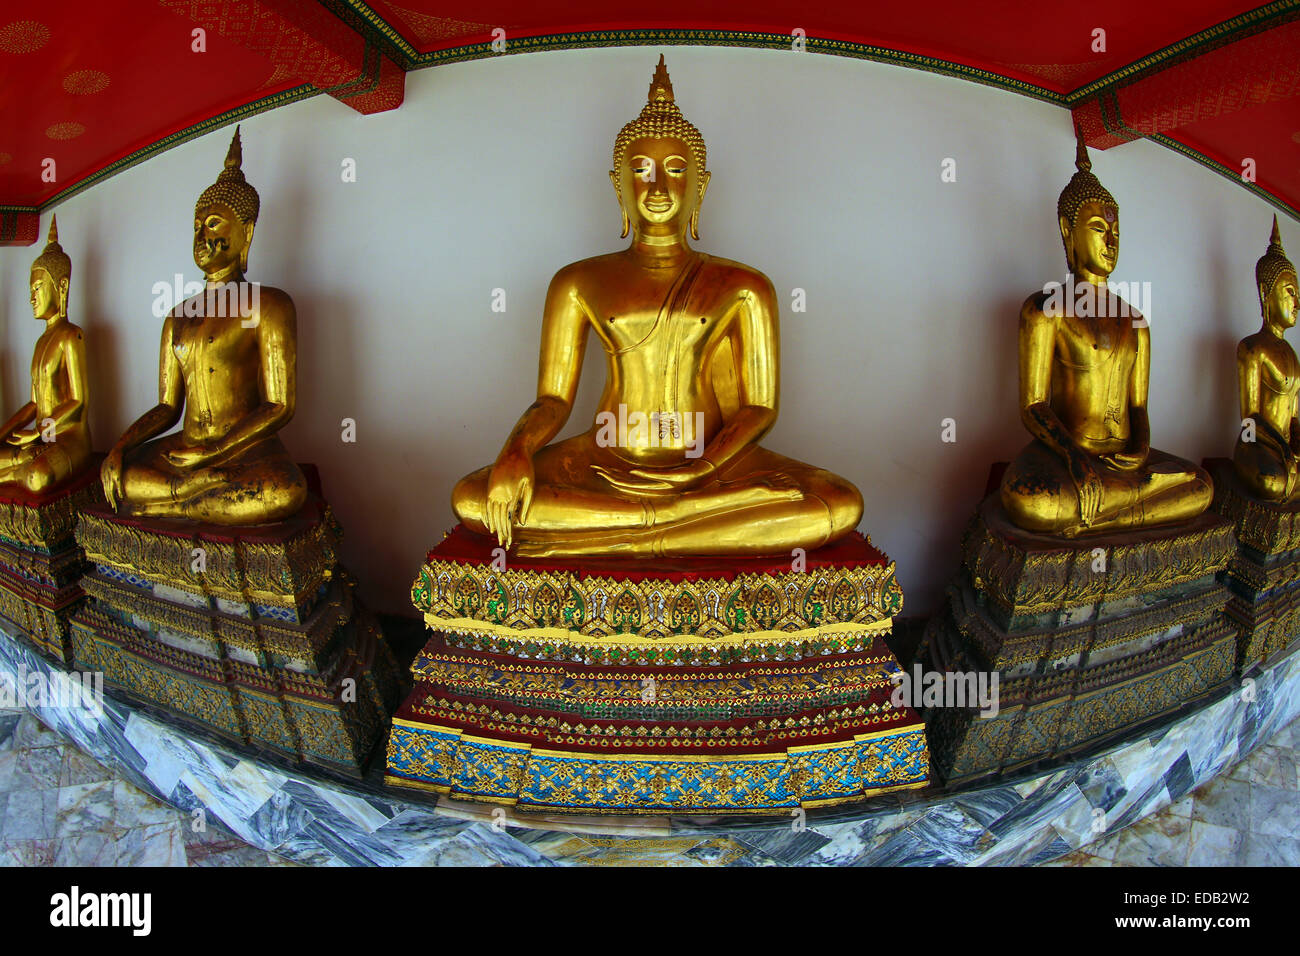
left=1068, top=452, right=1103, bottom=528
left=102, top=448, right=125, bottom=511
left=485, top=450, right=535, bottom=549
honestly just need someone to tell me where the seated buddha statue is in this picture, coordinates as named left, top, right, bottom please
left=1233, top=217, right=1300, bottom=500
left=999, top=128, right=1211, bottom=536
left=0, top=216, right=93, bottom=493
left=452, top=56, right=863, bottom=557
left=101, top=127, right=307, bottom=525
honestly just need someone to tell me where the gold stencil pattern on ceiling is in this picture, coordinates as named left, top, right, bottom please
left=385, top=4, right=496, bottom=44
left=63, top=69, right=110, bottom=94
left=45, top=122, right=86, bottom=141
left=0, top=20, right=50, bottom=54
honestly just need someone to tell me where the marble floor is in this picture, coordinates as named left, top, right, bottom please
left=0, top=703, right=294, bottom=867
left=2, top=696, right=1296, bottom=866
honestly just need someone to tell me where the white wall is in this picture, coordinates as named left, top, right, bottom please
left=0, top=47, right=1285, bottom=616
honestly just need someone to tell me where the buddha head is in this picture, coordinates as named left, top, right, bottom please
left=1058, top=127, right=1119, bottom=282
left=194, top=126, right=259, bottom=279
left=1257, top=215, right=1298, bottom=331
left=30, top=215, right=70, bottom=321
left=610, top=56, right=710, bottom=241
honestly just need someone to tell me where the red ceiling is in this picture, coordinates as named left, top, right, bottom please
left=1, top=0, right=1296, bottom=241
left=367, top=0, right=1264, bottom=91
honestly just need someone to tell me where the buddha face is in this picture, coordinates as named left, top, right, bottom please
left=1263, top=269, right=1299, bottom=329
left=611, top=135, right=709, bottom=236
left=1061, top=200, right=1119, bottom=279
left=193, top=201, right=254, bottom=277
left=29, top=268, right=63, bottom=321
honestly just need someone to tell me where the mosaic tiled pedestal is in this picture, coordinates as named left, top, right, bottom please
left=0, top=465, right=103, bottom=663
left=1209, top=458, right=1300, bottom=669
left=919, top=495, right=1238, bottom=786
left=3, top=622, right=1296, bottom=866
left=386, top=526, right=928, bottom=812
left=68, top=482, right=403, bottom=777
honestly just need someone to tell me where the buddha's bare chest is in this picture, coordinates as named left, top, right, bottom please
left=31, top=337, right=64, bottom=387
left=1260, top=345, right=1300, bottom=396
left=1055, top=318, right=1136, bottom=375
left=171, top=317, right=254, bottom=374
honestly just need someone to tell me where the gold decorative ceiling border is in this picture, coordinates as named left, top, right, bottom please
left=9, top=12, right=1297, bottom=220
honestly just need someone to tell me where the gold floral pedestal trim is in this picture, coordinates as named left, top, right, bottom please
left=0, top=470, right=104, bottom=663
left=76, top=506, right=342, bottom=616
left=412, top=554, right=902, bottom=652
left=921, top=493, right=1238, bottom=785
left=71, top=499, right=404, bottom=775
left=386, top=719, right=928, bottom=813
left=1208, top=458, right=1300, bottom=668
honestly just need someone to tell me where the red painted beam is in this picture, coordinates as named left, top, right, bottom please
left=1073, top=16, right=1300, bottom=149
left=157, top=0, right=404, bottom=114
left=0, top=211, right=40, bottom=247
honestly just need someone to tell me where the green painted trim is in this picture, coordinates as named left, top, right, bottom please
left=403, top=29, right=1067, bottom=105
left=328, top=0, right=420, bottom=68
left=15, top=17, right=1298, bottom=216
left=1067, top=1, right=1300, bottom=104
left=1147, top=132, right=1299, bottom=222
left=34, top=85, right=320, bottom=214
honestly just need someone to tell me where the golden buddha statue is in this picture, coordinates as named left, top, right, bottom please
left=452, top=56, right=862, bottom=557
left=1233, top=216, right=1300, bottom=500
left=101, top=127, right=307, bottom=525
left=999, top=128, right=1211, bottom=536
left=0, top=216, right=93, bottom=493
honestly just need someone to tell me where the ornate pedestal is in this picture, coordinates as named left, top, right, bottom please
left=918, top=493, right=1238, bottom=786
left=386, top=526, right=928, bottom=813
left=0, top=464, right=103, bottom=663
left=1208, top=457, right=1300, bottom=669
left=68, top=469, right=403, bottom=776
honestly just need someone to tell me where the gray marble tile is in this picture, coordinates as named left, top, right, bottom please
left=0, top=713, right=19, bottom=751
left=1239, top=831, right=1300, bottom=866
left=1076, top=760, right=1128, bottom=813
left=1025, top=835, right=1074, bottom=866
left=2, top=838, right=56, bottom=865
left=189, top=842, right=278, bottom=867
left=1041, top=848, right=1114, bottom=867
left=1162, top=753, right=1194, bottom=800
left=9, top=745, right=62, bottom=792
left=1186, top=820, right=1245, bottom=866
left=951, top=787, right=1024, bottom=828
left=113, top=778, right=182, bottom=830
left=1191, top=776, right=1251, bottom=830
left=247, top=787, right=317, bottom=847
left=860, top=827, right=963, bottom=866
left=13, top=713, right=63, bottom=750
left=804, top=818, right=888, bottom=865
left=53, top=829, right=124, bottom=866
left=684, top=836, right=761, bottom=866
left=733, top=826, right=832, bottom=865
left=414, top=823, right=559, bottom=867
left=908, top=803, right=1000, bottom=865
left=1, top=623, right=1298, bottom=868
left=59, top=747, right=113, bottom=787
left=1235, top=745, right=1297, bottom=789
left=1165, top=793, right=1194, bottom=818
left=55, top=780, right=116, bottom=837
left=3, top=787, right=59, bottom=840
left=1045, top=785, right=1104, bottom=848
left=1111, top=812, right=1191, bottom=866
left=1249, top=784, right=1300, bottom=839
left=126, top=821, right=188, bottom=866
